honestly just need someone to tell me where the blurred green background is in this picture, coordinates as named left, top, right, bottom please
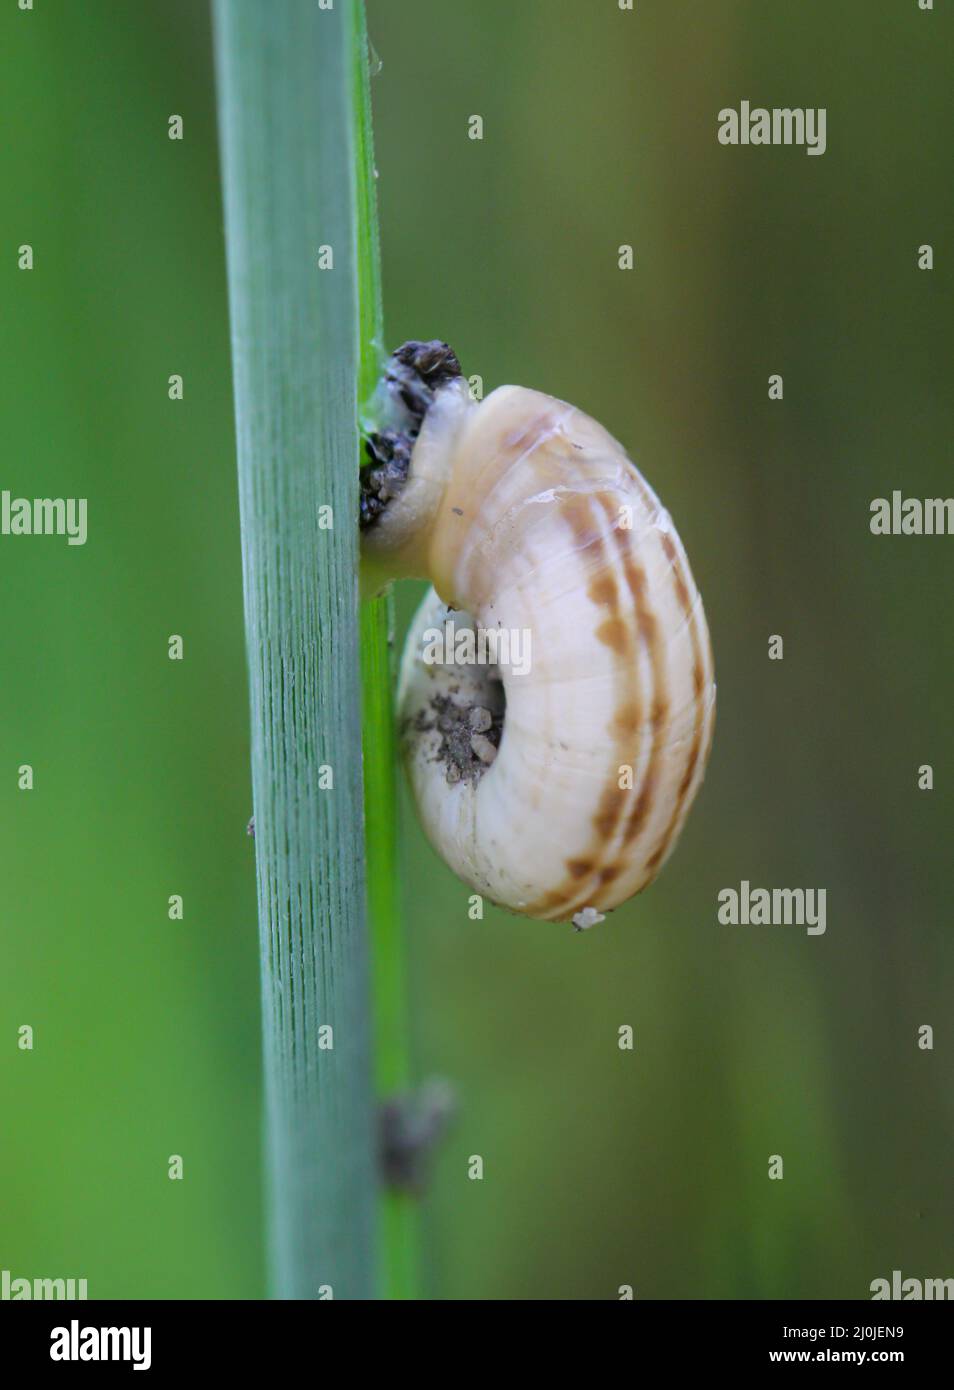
left=2, top=0, right=952, bottom=1299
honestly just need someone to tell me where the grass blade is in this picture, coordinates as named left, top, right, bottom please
left=214, top=0, right=377, bottom=1300
left=350, top=2, right=421, bottom=1299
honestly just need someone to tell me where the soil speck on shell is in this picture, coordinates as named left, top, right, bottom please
left=410, top=694, right=505, bottom=785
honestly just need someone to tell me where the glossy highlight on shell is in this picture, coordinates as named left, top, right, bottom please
left=361, top=342, right=716, bottom=925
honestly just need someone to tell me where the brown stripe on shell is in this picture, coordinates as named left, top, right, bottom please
left=592, top=782, right=628, bottom=840
left=532, top=488, right=666, bottom=919
left=563, top=492, right=607, bottom=552
left=527, top=492, right=645, bottom=918
left=590, top=493, right=671, bottom=855
left=529, top=473, right=715, bottom=918
left=589, top=569, right=632, bottom=657
left=595, top=615, right=631, bottom=657
left=616, top=470, right=711, bottom=885
left=638, top=527, right=711, bottom=884
left=588, top=573, right=618, bottom=609
left=566, top=857, right=596, bottom=879
left=612, top=701, right=640, bottom=738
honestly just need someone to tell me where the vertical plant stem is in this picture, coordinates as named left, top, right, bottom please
left=362, top=595, right=421, bottom=1300
left=214, top=0, right=376, bottom=1299
left=350, top=4, right=422, bottom=1300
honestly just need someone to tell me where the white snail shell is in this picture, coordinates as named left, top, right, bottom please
left=362, top=352, right=715, bottom=925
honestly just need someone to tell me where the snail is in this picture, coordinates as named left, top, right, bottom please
left=360, top=341, right=715, bottom=926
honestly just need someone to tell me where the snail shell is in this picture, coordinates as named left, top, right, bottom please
left=362, top=347, right=715, bottom=924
